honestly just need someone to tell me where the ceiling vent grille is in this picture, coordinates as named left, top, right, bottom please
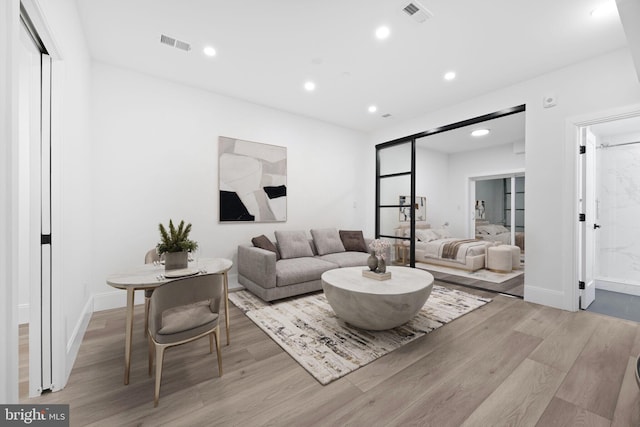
left=160, top=34, right=176, bottom=47
left=160, top=34, right=191, bottom=52
left=401, top=1, right=433, bottom=23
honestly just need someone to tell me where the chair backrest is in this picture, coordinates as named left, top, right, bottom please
left=145, top=248, right=160, bottom=264
left=149, top=274, right=224, bottom=334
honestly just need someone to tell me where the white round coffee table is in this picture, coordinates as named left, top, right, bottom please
left=321, top=266, right=434, bottom=330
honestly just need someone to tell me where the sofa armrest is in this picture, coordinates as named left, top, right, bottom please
left=237, top=244, right=277, bottom=289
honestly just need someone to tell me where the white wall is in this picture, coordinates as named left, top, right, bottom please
left=369, top=48, right=640, bottom=310
left=447, top=143, right=525, bottom=237
left=0, top=0, right=20, bottom=405
left=90, top=62, right=369, bottom=307
left=415, top=146, right=449, bottom=229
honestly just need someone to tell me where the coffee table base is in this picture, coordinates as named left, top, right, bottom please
left=322, top=266, right=434, bottom=331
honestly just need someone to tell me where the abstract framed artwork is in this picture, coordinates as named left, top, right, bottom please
left=219, top=136, right=287, bottom=222
left=399, top=196, right=426, bottom=222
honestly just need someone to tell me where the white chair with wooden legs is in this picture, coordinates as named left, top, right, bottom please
left=147, top=274, right=224, bottom=407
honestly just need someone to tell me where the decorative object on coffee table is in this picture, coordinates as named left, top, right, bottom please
left=369, top=238, right=391, bottom=274
left=367, top=251, right=378, bottom=271
left=377, top=256, right=387, bottom=273
left=157, top=219, right=198, bottom=271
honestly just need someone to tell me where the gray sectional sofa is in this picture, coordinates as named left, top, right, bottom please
left=237, top=228, right=372, bottom=301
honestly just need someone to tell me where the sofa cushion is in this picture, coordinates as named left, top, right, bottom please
left=318, top=251, right=370, bottom=268
left=276, top=257, right=338, bottom=287
left=275, top=230, right=314, bottom=259
left=251, top=234, right=281, bottom=260
left=311, top=228, right=345, bottom=255
left=339, top=230, right=368, bottom=252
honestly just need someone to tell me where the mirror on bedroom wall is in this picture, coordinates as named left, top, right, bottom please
left=474, top=175, right=525, bottom=256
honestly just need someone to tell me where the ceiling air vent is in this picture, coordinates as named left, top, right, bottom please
left=160, top=34, right=176, bottom=47
left=401, top=1, right=433, bottom=23
left=160, top=34, right=191, bottom=52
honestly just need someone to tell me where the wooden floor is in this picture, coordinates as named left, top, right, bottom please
left=20, top=282, right=640, bottom=426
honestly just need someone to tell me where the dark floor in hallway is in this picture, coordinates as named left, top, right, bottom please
left=586, top=289, right=640, bottom=323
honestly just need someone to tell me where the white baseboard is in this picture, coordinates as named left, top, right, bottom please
left=596, top=278, right=640, bottom=296
left=18, top=303, right=29, bottom=325
left=524, top=285, right=568, bottom=310
left=65, top=296, right=93, bottom=384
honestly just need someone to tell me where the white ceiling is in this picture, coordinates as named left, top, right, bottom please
left=417, top=111, right=525, bottom=154
left=76, top=0, right=628, bottom=132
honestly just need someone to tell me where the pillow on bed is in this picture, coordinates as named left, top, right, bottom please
left=476, top=225, right=491, bottom=235
left=495, top=225, right=510, bottom=234
left=476, top=224, right=508, bottom=235
left=432, top=228, right=451, bottom=239
left=415, top=229, right=440, bottom=242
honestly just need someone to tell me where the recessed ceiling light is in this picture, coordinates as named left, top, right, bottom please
left=368, top=105, right=378, bottom=113
left=591, top=1, right=617, bottom=18
left=471, top=129, right=490, bottom=137
left=444, top=71, right=456, bottom=81
left=375, top=26, right=391, bottom=40
left=304, top=81, right=316, bottom=91
left=203, top=46, right=216, bottom=57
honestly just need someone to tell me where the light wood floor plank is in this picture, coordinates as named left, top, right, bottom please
left=556, top=315, right=637, bottom=420
left=320, top=302, right=542, bottom=426
left=346, top=293, right=516, bottom=392
left=535, top=397, right=611, bottom=427
left=528, top=311, right=600, bottom=373
left=386, top=330, right=542, bottom=427
left=611, top=355, right=640, bottom=427
left=460, top=358, right=565, bottom=426
left=514, top=304, right=571, bottom=339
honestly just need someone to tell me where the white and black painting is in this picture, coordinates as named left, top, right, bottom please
left=399, top=196, right=426, bottom=222
left=219, top=136, right=287, bottom=222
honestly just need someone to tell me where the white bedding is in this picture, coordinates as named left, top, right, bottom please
left=416, top=238, right=488, bottom=264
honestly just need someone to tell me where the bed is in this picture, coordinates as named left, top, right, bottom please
left=395, top=223, right=492, bottom=272
left=475, top=224, right=525, bottom=252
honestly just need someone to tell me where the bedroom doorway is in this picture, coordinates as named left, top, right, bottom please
left=375, top=105, right=526, bottom=298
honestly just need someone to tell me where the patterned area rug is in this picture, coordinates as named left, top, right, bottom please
left=416, top=262, right=523, bottom=283
left=229, top=286, right=491, bottom=385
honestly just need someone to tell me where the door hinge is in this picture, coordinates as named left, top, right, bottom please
left=579, top=281, right=585, bottom=290
left=41, top=234, right=51, bottom=245
left=579, top=213, right=586, bottom=222
left=579, top=145, right=586, bottom=154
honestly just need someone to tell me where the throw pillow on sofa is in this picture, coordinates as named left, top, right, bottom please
left=251, top=234, right=281, bottom=260
left=274, top=230, right=314, bottom=259
left=311, top=228, right=346, bottom=256
left=339, top=230, right=367, bottom=252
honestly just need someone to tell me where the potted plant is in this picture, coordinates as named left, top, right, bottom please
left=157, top=219, right=198, bottom=270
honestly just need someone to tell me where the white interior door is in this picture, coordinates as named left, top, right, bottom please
left=579, top=128, right=597, bottom=309
left=19, top=14, right=53, bottom=396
